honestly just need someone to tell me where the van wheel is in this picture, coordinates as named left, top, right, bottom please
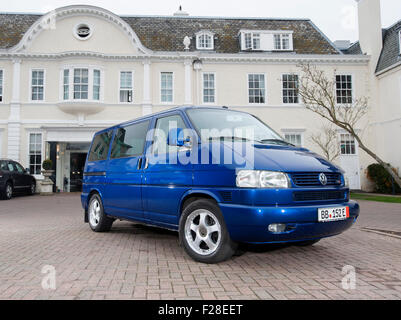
left=88, top=194, right=113, bottom=232
left=1, top=182, right=13, bottom=200
left=179, top=199, right=237, bottom=264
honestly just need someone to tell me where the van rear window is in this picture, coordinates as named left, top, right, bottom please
left=88, top=131, right=112, bottom=161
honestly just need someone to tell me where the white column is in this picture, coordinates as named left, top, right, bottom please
left=7, top=59, right=22, bottom=161
left=142, top=59, right=152, bottom=116
left=184, top=59, right=192, bottom=105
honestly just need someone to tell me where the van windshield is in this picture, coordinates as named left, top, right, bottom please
left=186, top=108, right=288, bottom=145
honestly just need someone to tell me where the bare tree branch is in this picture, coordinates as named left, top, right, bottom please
left=298, top=63, right=401, bottom=188
left=309, top=125, right=341, bottom=162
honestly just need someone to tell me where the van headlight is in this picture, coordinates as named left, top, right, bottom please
left=236, top=170, right=290, bottom=188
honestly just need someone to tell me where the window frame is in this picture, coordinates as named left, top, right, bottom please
left=27, top=131, right=44, bottom=178
left=339, top=132, right=358, bottom=156
left=29, top=69, right=45, bottom=102
left=110, top=120, right=150, bottom=159
left=273, top=33, right=293, bottom=51
left=281, top=129, right=305, bottom=147
left=118, top=70, right=134, bottom=104
left=335, top=73, right=354, bottom=105
left=151, top=113, right=188, bottom=156
left=242, top=32, right=261, bottom=50
left=0, top=69, right=4, bottom=103
left=201, top=72, right=217, bottom=105
left=60, top=65, right=104, bottom=102
left=281, top=73, right=301, bottom=105
left=196, top=31, right=215, bottom=50
left=160, top=72, right=174, bottom=104
left=247, top=73, right=267, bottom=105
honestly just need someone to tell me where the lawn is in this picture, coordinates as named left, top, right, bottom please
left=350, top=193, right=401, bottom=204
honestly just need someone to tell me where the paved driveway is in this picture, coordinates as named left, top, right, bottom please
left=0, top=194, right=400, bottom=300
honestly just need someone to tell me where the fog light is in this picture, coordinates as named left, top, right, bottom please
left=268, top=223, right=287, bottom=233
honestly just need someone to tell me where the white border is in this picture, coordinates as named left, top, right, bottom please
left=247, top=73, right=267, bottom=106
left=159, top=71, right=174, bottom=105
left=29, top=68, right=46, bottom=102
left=280, top=72, right=301, bottom=106
left=201, top=72, right=217, bottom=105
left=73, top=23, right=94, bottom=41
left=118, top=70, right=135, bottom=104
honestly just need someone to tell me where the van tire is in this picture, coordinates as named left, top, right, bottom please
left=88, top=194, right=113, bottom=232
left=179, top=199, right=237, bottom=264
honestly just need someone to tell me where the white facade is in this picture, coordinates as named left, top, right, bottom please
left=0, top=4, right=385, bottom=192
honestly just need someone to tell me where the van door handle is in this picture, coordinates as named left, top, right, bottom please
left=144, top=157, right=149, bottom=170
left=137, top=158, right=142, bottom=170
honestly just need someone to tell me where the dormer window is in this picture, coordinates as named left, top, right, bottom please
left=274, top=34, right=291, bottom=50
left=240, top=30, right=293, bottom=52
left=196, top=31, right=214, bottom=50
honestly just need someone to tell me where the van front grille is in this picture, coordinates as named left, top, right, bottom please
left=291, top=172, right=342, bottom=187
left=293, top=190, right=347, bottom=202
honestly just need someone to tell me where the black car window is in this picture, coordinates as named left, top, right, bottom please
left=0, top=161, right=8, bottom=171
left=14, top=162, right=25, bottom=173
left=110, top=120, right=150, bottom=159
left=7, top=163, right=15, bottom=172
left=88, top=130, right=113, bottom=162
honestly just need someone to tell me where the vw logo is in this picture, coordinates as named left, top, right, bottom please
left=319, top=173, right=328, bottom=186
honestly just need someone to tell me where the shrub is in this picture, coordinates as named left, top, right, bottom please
left=42, top=159, right=53, bottom=171
left=367, top=163, right=401, bottom=194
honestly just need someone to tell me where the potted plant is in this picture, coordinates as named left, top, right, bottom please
left=40, top=159, right=54, bottom=195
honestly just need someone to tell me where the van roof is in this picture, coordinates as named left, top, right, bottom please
left=94, top=105, right=232, bottom=135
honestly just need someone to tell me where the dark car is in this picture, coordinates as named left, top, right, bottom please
left=0, top=159, right=36, bottom=200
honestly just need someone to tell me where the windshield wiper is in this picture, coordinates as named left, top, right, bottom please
left=259, top=139, right=294, bottom=146
left=208, top=136, right=259, bottom=143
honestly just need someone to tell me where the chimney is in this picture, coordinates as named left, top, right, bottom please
left=356, top=0, right=383, bottom=65
left=173, top=5, right=189, bottom=16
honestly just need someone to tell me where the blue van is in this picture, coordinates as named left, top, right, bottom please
left=81, top=106, right=359, bottom=263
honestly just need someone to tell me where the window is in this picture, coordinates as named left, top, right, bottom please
left=243, top=32, right=260, bottom=50
left=399, top=31, right=401, bottom=55
left=0, top=70, right=3, bottom=102
left=31, top=70, right=44, bottom=101
left=248, top=74, right=266, bottom=104
left=110, top=121, right=149, bottom=159
left=152, top=114, right=187, bottom=155
left=196, top=32, right=214, bottom=50
left=284, top=133, right=302, bottom=147
left=14, top=162, right=25, bottom=173
left=282, top=74, right=299, bottom=104
left=93, top=69, right=100, bottom=100
left=274, top=34, right=290, bottom=50
left=203, top=73, right=216, bottom=104
left=88, top=131, right=112, bottom=162
left=62, top=67, right=102, bottom=101
left=73, top=68, right=88, bottom=99
left=29, top=133, right=42, bottom=175
left=161, top=72, right=173, bottom=103
left=120, top=71, right=133, bottom=103
left=340, top=133, right=356, bottom=155
left=336, top=75, right=353, bottom=104
left=63, top=69, right=69, bottom=100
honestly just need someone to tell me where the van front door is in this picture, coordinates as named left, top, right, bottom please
left=104, top=120, right=150, bottom=220
left=142, top=113, right=193, bottom=228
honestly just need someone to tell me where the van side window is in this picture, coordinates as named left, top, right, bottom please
left=110, top=121, right=149, bottom=159
left=152, top=114, right=186, bottom=155
left=88, top=131, right=112, bottom=162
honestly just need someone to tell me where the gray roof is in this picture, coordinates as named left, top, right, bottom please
left=341, top=41, right=362, bottom=55
left=376, top=20, right=401, bottom=73
left=0, top=13, right=340, bottom=54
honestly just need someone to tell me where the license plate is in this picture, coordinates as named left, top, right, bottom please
left=318, top=206, right=349, bottom=222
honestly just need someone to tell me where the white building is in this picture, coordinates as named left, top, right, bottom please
left=0, top=1, right=398, bottom=193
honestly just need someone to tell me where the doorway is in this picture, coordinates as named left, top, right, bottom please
left=69, top=153, right=87, bottom=192
left=339, top=133, right=361, bottom=190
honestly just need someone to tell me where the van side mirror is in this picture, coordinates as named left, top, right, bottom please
left=167, top=128, right=186, bottom=147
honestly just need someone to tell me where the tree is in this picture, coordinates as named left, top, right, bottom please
left=297, top=63, right=401, bottom=188
left=310, top=125, right=341, bottom=162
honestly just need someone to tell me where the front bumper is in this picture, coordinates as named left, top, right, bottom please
left=220, top=200, right=359, bottom=243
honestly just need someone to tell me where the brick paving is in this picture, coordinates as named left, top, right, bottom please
left=0, top=194, right=401, bottom=300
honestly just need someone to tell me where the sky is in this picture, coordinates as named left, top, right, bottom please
left=1, top=0, right=401, bottom=43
